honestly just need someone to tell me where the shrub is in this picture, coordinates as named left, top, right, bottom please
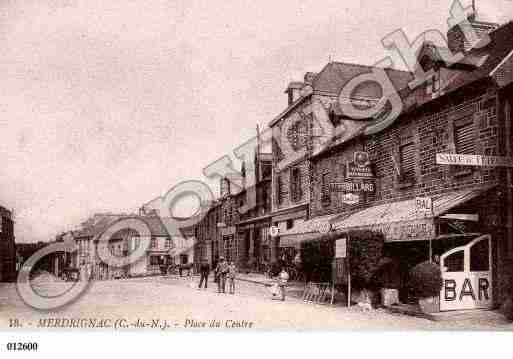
left=299, top=229, right=385, bottom=286
left=347, top=230, right=385, bottom=289
left=300, top=237, right=334, bottom=282
left=408, top=261, right=442, bottom=298
left=372, top=257, right=401, bottom=289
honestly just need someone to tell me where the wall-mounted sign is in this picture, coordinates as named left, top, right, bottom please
left=335, top=237, right=347, bottom=258
left=316, top=222, right=332, bottom=234
left=361, top=218, right=436, bottom=242
left=440, top=213, right=479, bottom=222
left=415, top=197, right=433, bottom=215
left=220, top=226, right=236, bottom=236
left=330, top=182, right=375, bottom=193
left=340, top=193, right=359, bottom=205
left=347, top=151, right=374, bottom=178
left=269, top=226, right=280, bottom=237
left=436, top=153, right=513, bottom=167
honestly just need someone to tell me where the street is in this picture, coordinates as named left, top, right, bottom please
left=0, top=275, right=511, bottom=331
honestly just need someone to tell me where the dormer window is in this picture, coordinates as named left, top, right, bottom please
left=426, top=68, right=441, bottom=97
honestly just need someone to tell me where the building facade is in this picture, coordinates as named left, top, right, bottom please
left=0, top=206, right=16, bottom=282
left=281, top=16, right=513, bottom=310
left=73, top=213, right=172, bottom=280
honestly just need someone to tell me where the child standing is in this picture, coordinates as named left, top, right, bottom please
left=228, top=262, right=237, bottom=294
left=278, top=267, right=289, bottom=301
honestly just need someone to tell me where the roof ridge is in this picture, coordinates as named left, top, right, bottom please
left=329, top=60, right=412, bottom=75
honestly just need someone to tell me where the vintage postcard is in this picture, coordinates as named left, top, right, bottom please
left=1, top=0, right=513, bottom=356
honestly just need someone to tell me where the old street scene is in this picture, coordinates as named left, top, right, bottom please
left=2, top=1, right=513, bottom=331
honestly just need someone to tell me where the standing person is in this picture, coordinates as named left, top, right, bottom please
left=278, top=267, right=289, bottom=301
left=198, top=260, right=210, bottom=289
left=228, top=261, right=237, bottom=294
left=215, top=257, right=229, bottom=293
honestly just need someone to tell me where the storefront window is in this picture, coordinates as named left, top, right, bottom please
left=470, top=239, right=489, bottom=272
left=444, top=251, right=464, bottom=272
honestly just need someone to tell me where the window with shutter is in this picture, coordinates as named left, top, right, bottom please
left=290, top=167, right=302, bottom=202
left=321, top=172, right=331, bottom=206
left=276, top=176, right=283, bottom=205
left=399, top=142, right=416, bottom=183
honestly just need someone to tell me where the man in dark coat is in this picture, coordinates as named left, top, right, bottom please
left=198, top=260, right=210, bottom=289
left=215, top=257, right=229, bottom=293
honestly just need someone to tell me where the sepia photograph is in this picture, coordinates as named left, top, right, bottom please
left=1, top=0, right=513, bottom=356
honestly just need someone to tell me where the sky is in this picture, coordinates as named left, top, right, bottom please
left=0, top=0, right=512, bottom=243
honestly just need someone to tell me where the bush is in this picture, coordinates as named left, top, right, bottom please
left=299, top=230, right=385, bottom=286
left=347, top=230, right=385, bottom=289
left=300, top=237, right=334, bottom=282
left=407, top=261, right=442, bottom=298
left=372, top=257, right=401, bottom=289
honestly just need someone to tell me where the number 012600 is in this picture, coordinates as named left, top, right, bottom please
left=6, top=342, right=38, bottom=351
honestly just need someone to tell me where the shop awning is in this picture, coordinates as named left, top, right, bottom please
left=332, top=186, right=494, bottom=242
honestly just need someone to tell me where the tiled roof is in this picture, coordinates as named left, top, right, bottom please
left=311, top=21, right=513, bottom=159
left=74, top=214, right=170, bottom=239
left=406, top=20, right=513, bottom=108
left=313, top=62, right=413, bottom=98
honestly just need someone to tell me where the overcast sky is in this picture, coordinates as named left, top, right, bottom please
left=1, top=0, right=512, bottom=243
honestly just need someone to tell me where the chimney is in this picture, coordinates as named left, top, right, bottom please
left=220, top=177, right=231, bottom=197
left=447, top=13, right=498, bottom=54
left=304, top=72, right=317, bottom=85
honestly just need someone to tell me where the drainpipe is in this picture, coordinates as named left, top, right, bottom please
left=505, top=99, right=512, bottom=258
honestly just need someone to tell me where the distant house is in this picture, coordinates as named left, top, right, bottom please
left=73, top=213, right=172, bottom=280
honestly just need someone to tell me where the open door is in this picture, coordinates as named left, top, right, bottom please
left=440, top=234, right=493, bottom=311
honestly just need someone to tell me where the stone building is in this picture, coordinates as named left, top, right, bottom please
left=0, top=206, right=16, bottom=282
left=192, top=147, right=273, bottom=271
left=236, top=151, right=273, bottom=270
left=271, top=64, right=411, bottom=258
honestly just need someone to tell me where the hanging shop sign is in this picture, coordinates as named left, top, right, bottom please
left=340, top=193, right=360, bottom=205
left=359, top=218, right=436, bottom=242
left=220, top=226, right=236, bottom=236
left=269, top=226, right=280, bottom=237
left=439, top=217, right=480, bottom=234
left=347, top=151, right=374, bottom=178
left=439, top=213, right=479, bottom=222
left=315, top=222, right=333, bottom=234
left=415, top=196, right=433, bottom=215
left=436, top=153, right=513, bottom=167
left=330, top=181, right=375, bottom=193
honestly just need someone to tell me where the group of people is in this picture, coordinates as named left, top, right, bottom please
left=198, top=257, right=237, bottom=294
left=197, top=257, right=290, bottom=301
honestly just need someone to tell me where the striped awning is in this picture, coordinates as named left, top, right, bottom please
left=332, top=186, right=494, bottom=242
left=279, top=186, right=494, bottom=245
left=278, top=213, right=343, bottom=248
